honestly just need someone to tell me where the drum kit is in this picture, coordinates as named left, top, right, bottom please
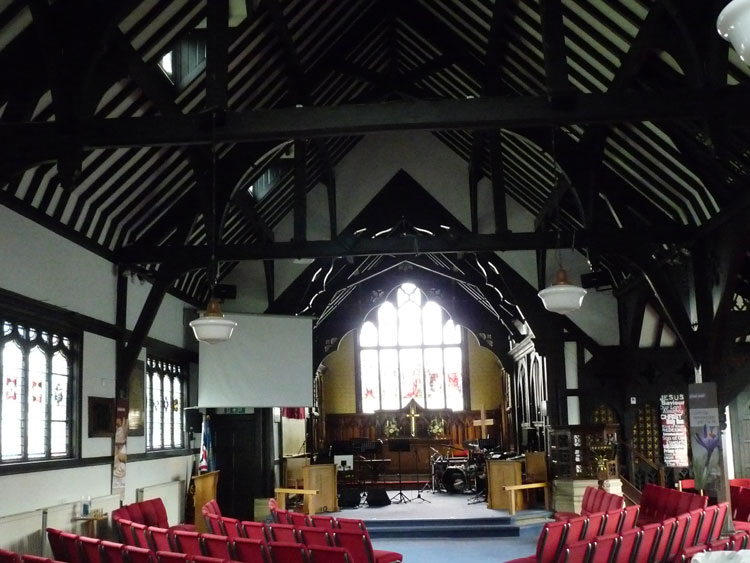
left=429, top=443, right=489, bottom=496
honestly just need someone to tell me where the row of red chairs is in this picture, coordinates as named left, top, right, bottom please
left=0, top=550, right=62, bottom=563
left=510, top=501, right=730, bottom=563
left=555, top=487, right=624, bottom=520
left=639, top=484, right=708, bottom=525
left=46, top=529, right=354, bottom=563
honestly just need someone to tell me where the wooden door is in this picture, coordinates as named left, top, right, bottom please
left=212, top=412, right=273, bottom=520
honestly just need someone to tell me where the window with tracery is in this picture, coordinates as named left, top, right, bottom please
left=358, top=283, right=464, bottom=413
left=1, top=319, right=75, bottom=462
left=146, top=357, right=185, bottom=451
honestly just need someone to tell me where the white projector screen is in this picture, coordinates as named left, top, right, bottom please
left=198, top=313, right=314, bottom=408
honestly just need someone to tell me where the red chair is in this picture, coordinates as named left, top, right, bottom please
left=684, top=509, right=705, bottom=548
left=334, top=519, right=367, bottom=536
left=665, top=512, right=692, bottom=562
left=219, top=517, right=242, bottom=539
left=620, top=505, right=640, bottom=532
left=695, top=505, right=719, bottom=546
left=556, top=540, right=590, bottom=562
left=122, top=546, right=155, bottom=563
left=147, top=528, right=173, bottom=552
left=21, top=557, right=57, bottom=563
left=47, top=528, right=68, bottom=562
left=155, top=553, right=188, bottom=563
left=190, top=557, right=225, bottom=563
left=564, top=517, right=587, bottom=545
left=650, top=517, right=675, bottom=563
left=117, top=521, right=137, bottom=546
left=201, top=534, right=232, bottom=560
left=172, top=531, right=203, bottom=557
left=501, top=520, right=569, bottom=563
left=710, top=502, right=729, bottom=541
left=267, top=541, right=308, bottom=563
left=673, top=544, right=706, bottom=562
left=78, top=537, right=102, bottom=563
left=617, top=529, right=641, bottom=562
left=581, top=512, right=606, bottom=541
left=232, top=538, right=269, bottom=563
left=307, top=546, right=351, bottom=563
left=271, top=509, right=288, bottom=525
left=731, top=530, right=749, bottom=550
left=286, top=513, right=310, bottom=529
left=309, top=517, right=335, bottom=530
left=0, top=550, right=20, bottom=563
left=100, top=541, right=126, bottom=563
left=631, top=522, right=660, bottom=563
left=296, top=527, right=332, bottom=547
left=205, top=515, right=223, bottom=535
left=267, top=524, right=296, bottom=543
left=589, top=533, right=619, bottom=563
left=708, top=537, right=731, bottom=551
left=600, top=510, right=622, bottom=536
left=239, top=522, right=268, bottom=543
left=130, top=523, right=150, bottom=549
left=60, top=532, right=84, bottom=563
left=332, top=531, right=401, bottom=563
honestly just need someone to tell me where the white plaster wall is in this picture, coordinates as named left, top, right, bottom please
left=82, top=332, right=117, bottom=458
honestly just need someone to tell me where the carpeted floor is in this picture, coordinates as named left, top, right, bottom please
left=319, top=487, right=548, bottom=562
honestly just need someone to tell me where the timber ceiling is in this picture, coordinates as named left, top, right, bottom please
left=1, top=0, right=749, bottom=344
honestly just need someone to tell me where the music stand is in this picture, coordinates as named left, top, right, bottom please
left=388, top=439, right=411, bottom=503
left=413, top=446, right=431, bottom=503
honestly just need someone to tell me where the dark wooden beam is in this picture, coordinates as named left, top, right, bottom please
left=468, top=132, right=483, bottom=234
left=5, top=86, right=749, bottom=152
left=293, top=139, right=307, bottom=241
left=205, top=0, right=230, bottom=110
left=117, top=226, right=693, bottom=265
left=539, top=0, right=572, bottom=106
left=489, top=132, right=508, bottom=233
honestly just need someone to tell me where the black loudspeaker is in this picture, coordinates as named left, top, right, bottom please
left=366, top=489, right=391, bottom=507
left=339, top=489, right=362, bottom=508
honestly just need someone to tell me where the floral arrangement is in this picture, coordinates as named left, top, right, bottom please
left=427, top=416, right=446, bottom=437
left=384, top=418, right=401, bottom=437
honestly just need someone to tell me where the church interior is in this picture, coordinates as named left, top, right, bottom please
left=2, top=0, right=750, bottom=561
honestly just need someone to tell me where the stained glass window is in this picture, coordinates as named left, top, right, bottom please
left=146, top=357, right=185, bottom=451
left=0, top=319, right=75, bottom=462
left=358, top=283, right=464, bottom=413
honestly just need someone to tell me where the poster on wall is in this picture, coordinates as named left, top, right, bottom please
left=112, top=398, right=128, bottom=499
left=688, top=383, right=723, bottom=493
left=659, top=393, right=689, bottom=467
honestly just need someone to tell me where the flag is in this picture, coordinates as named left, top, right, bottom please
left=198, top=414, right=215, bottom=473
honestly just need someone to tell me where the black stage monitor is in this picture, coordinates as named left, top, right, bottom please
left=361, top=440, right=383, bottom=454
left=329, top=440, right=353, bottom=456
left=478, top=438, right=496, bottom=450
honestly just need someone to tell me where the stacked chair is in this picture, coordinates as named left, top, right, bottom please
left=509, top=484, right=733, bottom=563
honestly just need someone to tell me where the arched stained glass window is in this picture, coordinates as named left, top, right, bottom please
left=359, top=283, right=464, bottom=413
left=146, top=357, right=185, bottom=451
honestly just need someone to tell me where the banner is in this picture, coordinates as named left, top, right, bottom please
left=659, top=393, right=689, bottom=467
left=688, top=383, right=722, bottom=493
left=112, top=398, right=128, bottom=499
left=198, top=414, right=215, bottom=473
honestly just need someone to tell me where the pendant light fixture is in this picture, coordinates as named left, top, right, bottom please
left=717, top=0, right=750, bottom=63
left=537, top=130, right=587, bottom=315
left=189, top=112, right=237, bottom=344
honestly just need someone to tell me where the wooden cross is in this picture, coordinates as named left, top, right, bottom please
left=405, top=401, right=420, bottom=437
left=472, top=404, right=495, bottom=439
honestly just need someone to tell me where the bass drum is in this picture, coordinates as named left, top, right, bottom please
left=442, top=466, right=467, bottom=494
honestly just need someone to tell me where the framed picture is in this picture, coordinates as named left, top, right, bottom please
left=88, top=396, right=115, bottom=437
left=128, top=360, right=145, bottom=436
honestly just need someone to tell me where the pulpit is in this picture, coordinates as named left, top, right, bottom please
left=486, top=460, right=523, bottom=511
left=302, top=464, right=338, bottom=514
left=192, top=470, right=219, bottom=533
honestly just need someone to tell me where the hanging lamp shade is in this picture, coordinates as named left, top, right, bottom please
left=189, top=298, right=237, bottom=344
left=717, top=0, right=750, bottom=62
left=538, top=268, right=587, bottom=314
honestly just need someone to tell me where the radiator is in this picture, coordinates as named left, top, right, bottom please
left=0, top=509, right=44, bottom=555
left=136, top=480, right=185, bottom=526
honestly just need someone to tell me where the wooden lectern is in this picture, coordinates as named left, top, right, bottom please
left=192, top=470, right=219, bottom=533
left=302, top=464, right=338, bottom=514
left=486, top=460, right=523, bottom=511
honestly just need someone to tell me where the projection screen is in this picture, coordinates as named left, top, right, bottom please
left=197, top=313, right=314, bottom=408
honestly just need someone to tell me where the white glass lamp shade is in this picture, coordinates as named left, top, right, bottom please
left=538, top=269, right=587, bottom=314
left=189, top=298, right=237, bottom=344
left=717, top=0, right=750, bottom=63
